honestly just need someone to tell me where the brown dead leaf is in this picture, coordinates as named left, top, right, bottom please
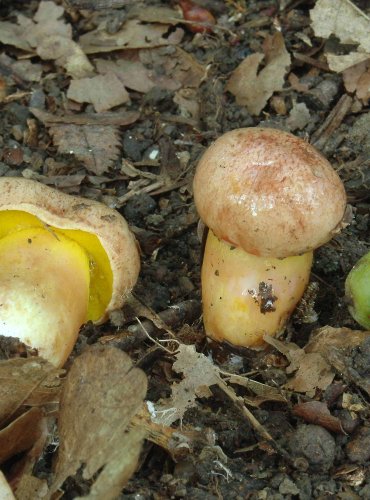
left=80, top=19, right=184, bottom=54
left=293, top=401, right=345, bottom=434
left=306, top=326, right=370, bottom=396
left=67, top=73, right=129, bottom=112
left=226, top=32, right=291, bottom=115
left=264, top=336, right=335, bottom=395
left=128, top=5, right=183, bottom=24
left=51, top=346, right=147, bottom=499
left=96, top=58, right=153, bottom=93
left=14, top=475, right=48, bottom=500
left=37, top=35, right=94, bottom=80
left=0, top=357, right=62, bottom=428
left=0, top=408, right=45, bottom=465
left=48, top=124, right=121, bottom=175
left=30, top=107, right=139, bottom=127
left=327, top=52, right=370, bottom=72
left=305, top=326, right=370, bottom=354
left=96, top=46, right=205, bottom=93
left=0, top=2, right=93, bottom=79
left=343, top=59, right=370, bottom=103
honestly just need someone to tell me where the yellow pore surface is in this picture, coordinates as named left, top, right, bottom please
left=202, top=230, right=313, bottom=348
left=0, top=210, right=113, bottom=322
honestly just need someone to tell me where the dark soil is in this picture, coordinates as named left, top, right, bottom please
left=0, top=0, right=369, bottom=499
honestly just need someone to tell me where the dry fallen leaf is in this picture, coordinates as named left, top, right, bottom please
left=306, top=326, right=370, bottom=396
left=80, top=19, right=184, bottom=54
left=343, top=59, right=370, bottom=103
left=37, top=35, right=94, bottom=80
left=30, top=107, right=140, bottom=127
left=67, top=73, right=130, bottom=112
left=264, top=336, right=335, bottom=395
left=95, top=46, right=206, bottom=94
left=51, top=346, right=147, bottom=499
left=226, top=32, right=291, bottom=115
left=310, top=0, right=370, bottom=73
left=0, top=54, right=42, bottom=83
left=0, top=357, right=62, bottom=428
left=0, top=407, right=46, bottom=465
left=128, top=5, right=183, bottom=24
left=0, top=1, right=93, bottom=79
left=13, top=474, right=48, bottom=500
left=310, top=0, right=370, bottom=53
left=48, top=124, right=121, bottom=175
left=293, top=401, right=345, bottom=434
left=152, top=344, right=221, bottom=426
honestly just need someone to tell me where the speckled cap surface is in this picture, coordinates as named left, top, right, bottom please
left=193, top=127, right=347, bottom=257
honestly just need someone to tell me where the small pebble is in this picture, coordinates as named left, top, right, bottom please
left=289, top=424, right=336, bottom=471
left=346, top=426, right=370, bottom=462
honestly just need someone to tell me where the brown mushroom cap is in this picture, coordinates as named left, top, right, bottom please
left=193, top=128, right=347, bottom=258
left=0, top=177, right=140, bottom=319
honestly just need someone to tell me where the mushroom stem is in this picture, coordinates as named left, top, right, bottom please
left=0, top=228, right=90, bottom=367
left=201, top=231, right=313, bottom=347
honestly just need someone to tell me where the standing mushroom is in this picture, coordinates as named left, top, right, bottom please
left=193, top=128, right=347, bottom=348
left=0, top=177, right=140, bottom=366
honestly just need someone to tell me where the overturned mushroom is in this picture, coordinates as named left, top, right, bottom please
left=0, top=177, right=140, bottom=367
left=193, top=128, right=347, bottom=348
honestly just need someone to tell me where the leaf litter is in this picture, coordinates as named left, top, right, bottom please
left=0, top=0, right=370, bottom=497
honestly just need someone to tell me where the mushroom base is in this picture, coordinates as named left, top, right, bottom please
left=0, top=227, right=90, bottom=367
left=201, top=231, right=313, bottom=348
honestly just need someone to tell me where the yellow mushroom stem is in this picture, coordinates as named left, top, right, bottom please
left=0, top=227, right=91, bottom=367
left=201, top=230, right=313, bottom=348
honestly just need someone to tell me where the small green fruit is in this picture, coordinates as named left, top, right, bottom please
left=345, top=251, right=370, bottom=329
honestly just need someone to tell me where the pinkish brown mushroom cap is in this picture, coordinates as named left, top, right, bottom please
left=193, top=127, right=347, bottom=258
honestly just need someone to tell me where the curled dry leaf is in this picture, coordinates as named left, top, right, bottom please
left=226, top=32, right=291, bottom=116
left=48, top=124, right=121, bottom=175
left=67, top=73, right=130, bottom=112
left=51, top=346, right=147, bottom=500
left=293, top=401, right=345, bottom=434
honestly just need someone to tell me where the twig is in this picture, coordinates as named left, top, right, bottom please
left=99, top=299, right=201, bottom=350
left=310, top=94, right=353, bottom=150
left=217, top=379, right=274, bottom=442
